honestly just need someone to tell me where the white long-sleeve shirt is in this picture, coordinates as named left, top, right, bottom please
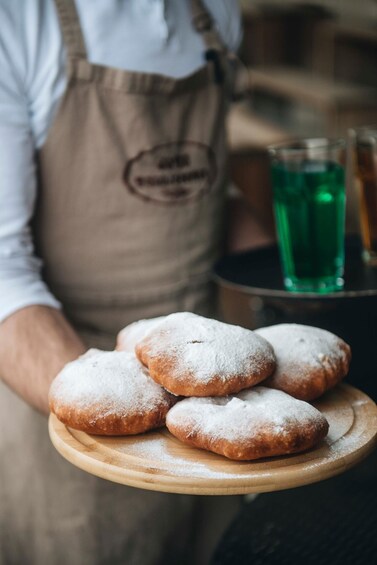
left=0, top=0, right=241, bottom=322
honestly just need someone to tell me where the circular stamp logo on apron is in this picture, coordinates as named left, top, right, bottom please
left=124, top=142, right=217, bottom=204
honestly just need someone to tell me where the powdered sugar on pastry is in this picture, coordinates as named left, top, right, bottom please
left=255, top=324, right=351, bottom=400
left=49, top=350, right=177, bottom=435
left=116, top=316, right=166, bottom=352
left=136, top=312, right=276, bottom=397
left=166, top=387, right=329, bottom=460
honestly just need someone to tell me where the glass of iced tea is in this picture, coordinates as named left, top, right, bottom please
left=268, top=138, right=346, bottom=293
left=351, top=127, right=377, bottom=266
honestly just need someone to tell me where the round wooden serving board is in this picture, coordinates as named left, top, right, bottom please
left=49, top=384, right=377, bottom=495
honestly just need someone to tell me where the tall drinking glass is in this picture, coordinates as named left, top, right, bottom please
left=351, top=127, right=377, bottom=266
left=268, top=138, right=346, bottom=293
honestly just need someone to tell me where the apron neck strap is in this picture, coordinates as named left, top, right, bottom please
left=54, top=0, right=226, bottom=63
left=190, top=0, right=229, bottom=85
left=190, top=0, right=226, bottom=53
left=54, top=0, right=87, bottom=60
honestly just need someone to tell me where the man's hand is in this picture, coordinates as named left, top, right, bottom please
left=0, top=306, right=86, bottom=414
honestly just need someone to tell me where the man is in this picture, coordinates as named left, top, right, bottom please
left=0, top=1, right=262, bottom=563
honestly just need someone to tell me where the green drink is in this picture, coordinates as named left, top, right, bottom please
left=269, top=140, right=346, bottom=293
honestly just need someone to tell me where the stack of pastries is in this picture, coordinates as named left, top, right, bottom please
left=49, top=313, right=351, bottom=461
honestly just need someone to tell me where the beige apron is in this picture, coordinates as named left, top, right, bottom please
left=0, top=1, right=237, bottom=563
left=35, top=0, right=231, bottom=350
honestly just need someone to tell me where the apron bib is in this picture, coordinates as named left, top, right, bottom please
left=35, top=0, right=231, bottom=348
left=0, top=1, right=238, bottom=563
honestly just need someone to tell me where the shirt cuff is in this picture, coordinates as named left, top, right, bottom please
left=0, top=275, right=61, bottom=323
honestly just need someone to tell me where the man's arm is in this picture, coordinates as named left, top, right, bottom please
left=226, top=150, right=277, bottom=252
left=0, top=306, right=86, bottom=414
left=226, top=194, right=275, bottom=252
left=0, top=6, right=86, bottom=414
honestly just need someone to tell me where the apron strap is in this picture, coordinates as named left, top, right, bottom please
left=190, top=0, right=247, bottom=96
left=190, top=0, right=227, bottom=53
left=54, top=0, right=229, bottom=84
left=54, top=0, right=87, bottom=60
left=190, top=0, right=230, bottom=85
